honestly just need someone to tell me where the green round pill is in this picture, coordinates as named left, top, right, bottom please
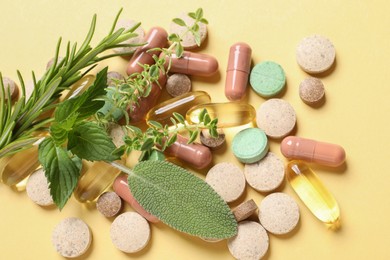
left=250, top=61, right=286, bottom=97
left=232, top=128, right=269, bottom=164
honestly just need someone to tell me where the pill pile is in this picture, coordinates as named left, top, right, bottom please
left=1, top=9, right=347, bottom=260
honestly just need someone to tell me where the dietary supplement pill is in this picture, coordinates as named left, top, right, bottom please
left=250, top=61, right=286, bottom=98
left=166, top=73, right=192, bottom=97
left=232, top=199, right=258, bottom=222
left=232, top=128, right=269, bottom=164
left=299, top=77, right=325, bottom=105
left=1, top=76, right=19, bottom=101
left=199, top=128, right=226, bottom=150
left=26, top=168, right=54, bottom=206
left=96, top=191, right=122, bottom=218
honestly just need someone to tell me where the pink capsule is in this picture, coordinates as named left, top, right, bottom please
left=281, top=136, right=346, bottom=167
left=126, top=27, right=168, bottom=75
left=113, top=175, right=160, bottom=223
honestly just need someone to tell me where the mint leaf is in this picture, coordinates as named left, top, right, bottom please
left=68, top=121, right=118, bottom=161
left=128, top=160, right=238, bottom=239
left=38, top=137, right=82, bottom=210
left=50, top=112, right=79, bottom=145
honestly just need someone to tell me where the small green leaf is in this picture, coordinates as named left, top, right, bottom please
left=188, top=130, right=198, bottom=144
left=198, top=108, right=207, bottom=122
left=210, top=127, right=218, bottom=138
left=167, top=133, right=177, bottom=147
left=148, top=120, right=163, bottom=130
left=140, top=138, right=154, bottom=151
left=50, top=112, right=79, bottom=145
left=203, top=113, right=211, bottom=125
left=188, top=12, right=196, bottom=20
left=126, top=125, right=143, bottom=136
left=128, top=160, right=237, bottom=239
left=148, top=150, right=165, bottom=161
left=195, top=8, right=203, bottom=20
left=200, top=18, right=209, bottom=24
left=172, top=18, right=186, bottom=27
left=168, top=33, right=180, bottom=42
left=68, top=121, right=118, bottom=161
left=193, top=31, right=201, bottom=46
left=173, top=112, right=185, bottom=124
left=38, top=137, right=82, bottom=210
left=175, top=42, right=184, bottom=58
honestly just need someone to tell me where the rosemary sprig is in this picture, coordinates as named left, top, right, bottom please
left=0, top=8, right=141, bottom=158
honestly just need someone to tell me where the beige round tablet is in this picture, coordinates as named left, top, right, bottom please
left=166, top=73, right=192, bottom=97
left=107, top=71, right=124, bottom=86
left=96, top=191, right=122, bottom=218
left=107, top=123, right=126, bottom=148
left=200, top=128, right=225, bottom=150
left=296, top=35, right=336, bottom=74
left=259, top=193, right=300, bottom=235
left=299, top=77, right=325, bottom=105
left=52, top=217, right=92, bottom=258
left=227, top=221, right=269, bottom=260
left=232, top=199, right=258, bottom=222
left=113, top=19, right=145, bottom=54
left=256, top=98, right=296, bottom=139
left=206, top=162, right=246, bottom=203
left=110, top=212, right=150, bottom=253
left=169, top=13, right=207, bottom=49
left=26, top=168, right=54, bottom=206
left=1, top=77, right=19, bottom=101
left=244, top=152, right=285, bottom=192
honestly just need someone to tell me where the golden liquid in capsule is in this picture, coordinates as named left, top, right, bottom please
left=185, top=102, right=256, bottom=128
left=146, top=91, right=211, bottom=126
left=73, top=160, right=122, bottom=203
left=286, top=160, right=340, bottom=226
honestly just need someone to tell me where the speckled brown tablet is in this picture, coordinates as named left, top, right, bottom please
left=256, top=99, right=296, bottom=139
left=244, top=152, right=285, bottom=192
left=299, top=77, right=325, bottom=105
left=26, top=168, right=53, bottom=206
left=166, top=73, right=192, bottom=97
left=200, top=128, right=225, bottom=150
left=113, top=19, right=145, bottom=54
left=259, top=193, right=300, bottom=235
left=227, top=221, right=269, bottom=260
left=1, top=77, right=19, bottom=101
left=110, top=212, right=150, bottom=253
left=205, top=162, right=246, bottom=203
left=107, top=71, right=124, bottom=86
left=52, top=217, right=92, bottom=258
left=296, top=35, right=336, bottom=74
left=169, top=13, right=207, bottom=50
left=96, top=191, right=122, bottom=218
left=232, top=199, right=258, bottom=222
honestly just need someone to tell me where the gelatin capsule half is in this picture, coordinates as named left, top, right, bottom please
left=286, top=160, right=340, bottom=225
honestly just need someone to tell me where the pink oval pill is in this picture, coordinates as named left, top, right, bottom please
left=281, top=136, right=346, bottom=167
left=161, top=51, right=218, bottom=77
left=225, top=42, right=252, bottom=101
left=113, top=175, right=160, bottom=223
left=126, top=27, right=168, bottom=75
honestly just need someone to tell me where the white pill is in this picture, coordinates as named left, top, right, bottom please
left=52, top=217, right=92, bottom=258
left=244, top=152, right=285, bottom=192
left=259, top=193, right=300, bottom=235
left=26, top=168, right=54, bottom=206
left=205, top=162, right=246, bottom=203
left=227, top=221, right=269, bottom=260
left=110, top=212, right=151, bottom=253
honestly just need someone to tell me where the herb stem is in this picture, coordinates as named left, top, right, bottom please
left=108, top=160, right=134, bottom=176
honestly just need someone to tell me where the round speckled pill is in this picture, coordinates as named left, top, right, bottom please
left=110, top=212, right=150, bottom=253
left=96, top=191, right=122, bottom=218
left=200, top=128, right=225, bottom=150
left=244, top=152, right=285, bottom=192
left=52, top=217, right=92, bottom=258
left=107, top=123, right=126, bottom=148
left=205, top=162, right=246, bottom=203
left=166, top=73, right=192, bottom=97
left=299, top=77, right=325, bottom=105
left=227, top=221, right=269, bottom=260
left=1, top=77, right=19, bottom=101
left=296, top=35, right=336, bottom=74
left=259, top=193, right=300, bottom=235
left=26, top=168, right=54, bottom=206
left=250, top=61, right=286, bottom=98
left=232, top=199, right=258, bottom=222
left=232, top=128, right=269, bottom=164
left=256, top=98, right=296, bottom=139
left=113, top=19, right=145, bottom=54
left=169, top=13, right=207, bottom=50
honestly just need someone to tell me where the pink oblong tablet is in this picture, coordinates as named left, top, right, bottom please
left=281, top=136, right=346, bottom=167
left=113, top=175, right=160, bottom=223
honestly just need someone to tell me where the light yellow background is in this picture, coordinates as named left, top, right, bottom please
left=0, top=0, right=389, bottom=259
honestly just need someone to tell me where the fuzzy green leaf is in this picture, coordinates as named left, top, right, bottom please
left=68, top=121, right=118, bottom=161
left=128, top=160, right=238, bottom=239
left=172, top=18, right=186, bottom=27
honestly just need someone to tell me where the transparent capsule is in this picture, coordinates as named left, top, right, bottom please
left=146, top=91, right=211, bottom=126
left=286, top=160, right=340, bottom=226
left=186, top=102, right=256, bottom=128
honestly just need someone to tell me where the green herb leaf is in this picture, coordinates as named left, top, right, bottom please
left=198, top=108, right=207, bottom=122
left=148, top=120, right=163, bottom=129
left=128, top=160, right=238, bottom=239
left=175, top=42, right=184, bottom=58
left=50, top=112, right=79, bottom=145
left=173, top=112, right=185, bottom=124
left=140, top=137, right=154, bottom=151
left=188, top=12, right=196, bottom=20
left=38, top=137, right=82, bottom=210
left=68, top=121, right=118, bottom=161
left=188, top=130, right=198, bottom=144
left=195, top=8, right=204, bottom=20
left=172, top=18, right=186, bottom=27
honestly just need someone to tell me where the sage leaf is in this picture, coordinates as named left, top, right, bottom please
left=38, top=137, right=82, bottom=210
left=128, top=160, right=238, bottom=239
left=68, top=121, right=118, bottom=161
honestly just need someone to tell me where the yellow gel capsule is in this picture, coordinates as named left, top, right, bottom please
left=286, top=160, right=340, bottom=226
left=146, top=91, right=211, bottom=126
left=186, top=102, right=256, bottom=128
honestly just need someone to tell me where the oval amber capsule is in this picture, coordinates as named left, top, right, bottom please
left=286, top=160, right=340, bottom=225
